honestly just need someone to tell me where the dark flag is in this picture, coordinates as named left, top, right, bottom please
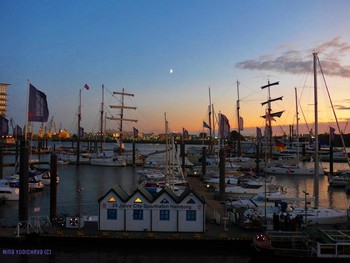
left=0, top=115, right=9, bottom=136
left=219, top=113, right=230, bottom=139
left=239, top=117, right=244, bottom=131
left=14, top=124, right=23, bottom=137
left=133, top=127, right=139, bottom=138
left=79, top=127, right=84, bottom=137
left=84, top=84, right=90, bottom=90
left=203, top=121, right=211, bottom=129
left=330, top=127, right=335, bottom=142
left=256, top=127, right=262, bottom=141
left=183, top=128, right=189, bottom=140
left=275, top=140, right=286, bottom=151
left=28, top=84, right=49, bottom=122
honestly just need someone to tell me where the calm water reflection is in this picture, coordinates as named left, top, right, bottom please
left=1, top=143, right=350, bottom=226
left=0, top=143, right=349, bottom=263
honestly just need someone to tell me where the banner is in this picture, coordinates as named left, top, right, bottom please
left=133, top=127, right=139, bottom=138
left=14, top=124, right=23, bottom=137
left=183, top=128, right=189, bottom=140
left=28, top=84, right=49, bottom=122
left=256, top=127, right=262, bottom=141
left=203, top=121, right=211, bottom=129
left=275, top=140, right=286, bottom=151
left=219, top=113, right=230, bottom=139
left=330, top=127, right=335, bottom=142
left=0, top=115, right=9, bottom=136
left=239, top=117, right=244, bottom=131
left=79, top=127, right=84, bottom=137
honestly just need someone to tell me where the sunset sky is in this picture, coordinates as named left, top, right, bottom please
left=1, top=0, right=350, bottom=137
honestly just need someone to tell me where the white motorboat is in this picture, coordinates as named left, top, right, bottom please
left=28, top=174, right=45, bottom=192
left=0, top=185, right=19, bottom=201
left=90, top=156, right=126, bottom=167
left=286, top=205, right=348, bottom=225
left=87, top=150, right=127, bottom=167
left=224, top=176, right=280, bottom=197
left=6, top=173, right=45, bottom=192
left=28, top=167, right=60, bottom=185
left=266, top=164, right=325, bottom=176
left=227, top=191, right=290, bottom=210
left=35, top=170, right=60, bottom=185
left=328, top=169, right=350, bottom=187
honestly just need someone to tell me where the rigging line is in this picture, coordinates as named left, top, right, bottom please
left=317, top=56, right=350, bottom=168
left=298, top=61, right=313, bottom=135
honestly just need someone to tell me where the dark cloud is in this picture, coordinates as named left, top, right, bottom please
left=334, top=105, right=350, bottom=111
left=236, top=37, right=350, bottom=78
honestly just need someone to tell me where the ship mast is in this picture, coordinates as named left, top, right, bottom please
left=108, top=88, right=137, bottom=155
left=261, top=81, right=283, bottom=160
left=313, top=52, right=319, bottom=208
left=236, top=80, right=241, bottom=156
left=208, top=87, right=213, bottom=155
left=100, top=84, right=104, bottom=153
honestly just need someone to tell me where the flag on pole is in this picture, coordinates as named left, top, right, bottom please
left=219, top=113, right=230, bottom=139
left=330, top=127, right=335, bottom=142
left=0, top=115, right=9, bottom=136
left=133, top=127, right=139, bottom=138
left=239, top=117, right=244, bottom=131
left=203, top=121, right=211, bottom=129
left=79, top=127, right=84, bottom=137
left=275, top=140, right=286, bottom=151
left=183, top=128, right=189, bottom=140
left=256, top=127, right=262, bottom=141
left=14, top=124, right=23, bottom=137
left=265, top=111, right=276, bottom=122
left=84, top=84, right=90, bottom=90
left=28, top=84, right=49, bottom=122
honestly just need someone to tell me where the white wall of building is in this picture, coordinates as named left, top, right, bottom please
left=98, top=186, right=206, bottom=233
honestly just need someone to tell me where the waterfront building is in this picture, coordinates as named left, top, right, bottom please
left=98, top=185, right=206, bottom=232
left=0, top=83, right=10, bottom=116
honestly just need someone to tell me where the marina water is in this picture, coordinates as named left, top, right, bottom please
left=1, top=143, right=349, bottom=262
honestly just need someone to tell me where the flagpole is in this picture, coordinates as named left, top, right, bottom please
left=76, top=88, right=81, bottom=165
left=25, top=80, right=30, bottom=141
left=202, top=121, right=204, bottom=146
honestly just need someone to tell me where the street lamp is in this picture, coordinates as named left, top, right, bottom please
left=303, top=190, right=309, bottom=225
left=76, top=186, right=83, bottom=229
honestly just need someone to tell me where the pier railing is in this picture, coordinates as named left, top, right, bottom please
left=14, top=216, right=52, bottom=236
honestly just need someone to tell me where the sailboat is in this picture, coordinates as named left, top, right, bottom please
left=236, top=54, right=348, bottom=226
left=266, top=88, right=325, bottom=176
left=141, top=113, right=187, bottom=195
left=276, top=53, right=347, bottom=225
left=89, top=85, right=127, bottom=167
left=186, top=87, right=219, bottom=168
left=250, top=55, right=350, bottom=262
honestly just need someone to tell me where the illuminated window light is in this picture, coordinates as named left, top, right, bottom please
left=134, top=197, right=142, bottom=203
left=108, top=197, right=116, bottom=202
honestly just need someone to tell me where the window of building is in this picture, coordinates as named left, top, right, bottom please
left=186, top=210, right=196, bottom=221
left=159, top=210, right=170, bottom=220
left=108, top=197, right=117, bottom=202
left=133, top=209, right=143, bottom=220
left=160, top=198, right=169, bottom=204
left=107, top=209, right=117, bottom=220
left=134, top=197, right=142, bottom=203
left=187, top=198, right=196, bottom=204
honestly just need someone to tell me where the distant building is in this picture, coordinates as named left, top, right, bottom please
left=98, top=185, right=206, bottom=232
left=0, top=83, right=10, bottom=117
